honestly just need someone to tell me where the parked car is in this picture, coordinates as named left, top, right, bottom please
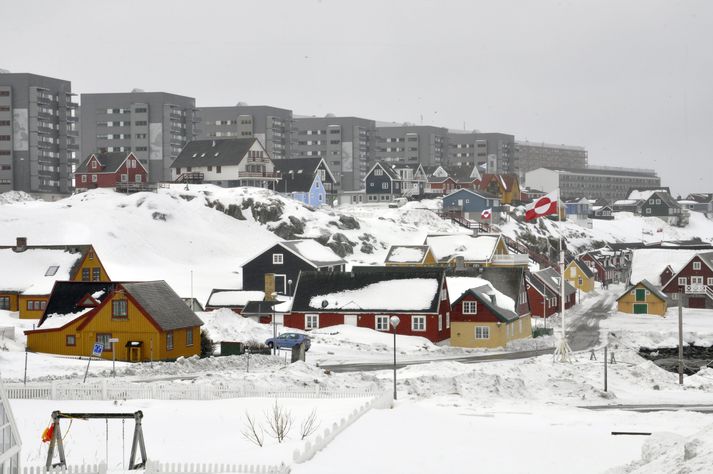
left=265, top=332, right=311, bottom=351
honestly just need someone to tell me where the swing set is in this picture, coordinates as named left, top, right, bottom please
left=43, top=410, right=148, bottom=470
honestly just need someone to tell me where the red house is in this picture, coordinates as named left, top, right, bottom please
left=425, top=176, right=457, bottom=195
left=525, top=274, right=559, bottom=317
left=75, top=152, right=148, bottom=189
left=661, top=251, right=713, bottom=308
left=529, top=267, right=576, bottom=315
left=285, top=267, right=451, bottom=343
left=579, top=252, right=615, bottom=284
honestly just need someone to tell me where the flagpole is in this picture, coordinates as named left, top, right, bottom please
left=554, top=188, right=572, bottom=362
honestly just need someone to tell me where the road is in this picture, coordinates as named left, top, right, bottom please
left=319, top=347, right=554, bottom=373
left=582, top=403, right=713, bottom=413
left=565, top=297, right=614, bottom=351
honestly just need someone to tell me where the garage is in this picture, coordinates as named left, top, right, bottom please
left=689, top=297, right=706, bottom=308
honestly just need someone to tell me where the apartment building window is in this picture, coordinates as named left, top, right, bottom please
left=0, top=120, right=10, bottom=126
left=135, top=108, right=147, bottom=113
left=0, top=136, right=10, bottom=141
left=135, top=121, right=147, bottom=126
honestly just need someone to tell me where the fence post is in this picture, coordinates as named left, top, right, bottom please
left=101, top=379, right=108, bottom=399
left=50, top=381, right=57, bottom=399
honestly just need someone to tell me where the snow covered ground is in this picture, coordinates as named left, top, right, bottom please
left=602, top=307, right=713, bottom=349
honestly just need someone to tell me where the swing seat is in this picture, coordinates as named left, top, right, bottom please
left=42, top=425, right=55, bottom=443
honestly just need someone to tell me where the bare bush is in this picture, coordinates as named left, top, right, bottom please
left=265, top=401, right=293, bottom=443
left=300, top=408, right=320, bottom=440
left=241, top=412, right=264, bottom=447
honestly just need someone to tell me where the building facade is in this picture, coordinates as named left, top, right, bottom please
left=515, top=141, right=588, bottom=181
left=0, top=72, right=79, bottom=195
left=525, top=166, right=661, bottom=202
left=292, top=115, right=375, bottom=192
left=197, top=104, right=292, bottom=161
left=80, top=91, right=197, bottom=183
left=375, top=124, right=448, bottom=168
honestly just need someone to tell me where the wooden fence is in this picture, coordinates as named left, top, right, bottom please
left=22, top=461, right=290, bottom=474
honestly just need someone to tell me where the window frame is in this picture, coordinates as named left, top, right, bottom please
left=375, top=315, right=389, bottom=331
left=411, top=316, right=426, bottom=332
left=166, top=330, right=174, bottom=351
left=66, top=334, right=76, bottom=346
left=96, top=333, right=112, bottom=352
left=305, top=314, right=319, bottom=330
left=462, top=300, right=478, bottom=314
left=186, top=328, right=194, bottom=346
left=272, top=253, right=284, bottom=265
left=475, top=326, right=490, bottom=339
left=693, top=261, right=702, bottom=270
left=678, top=277, right=687, bottom=286
left=112, top=299, right=128, bottom=319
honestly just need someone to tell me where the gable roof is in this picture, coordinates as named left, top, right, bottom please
left=118, top=281, right=204, bottom=331
left=170, top=138, right=262, bottom=168
left=454, top=285, right=519, bottom=323
left=532, top=267, right=576, bottom=296
left=0, top=245, right=93, bottom=295
left=279, top=240, right=346, bottom=267
left=443, top=187, right=499, bottom=201
left=479, top=174, right=519, bottom=193
left=638, top=191, right=680, bottom=209
left=272, top=157, right=336, bottom=184
left=566, top=257, right=596, bottom=279
left=384, top=245, right=432, bottom=264
left=526, top=272, right=557, bottom=298
left=277, top=169, right=321, bottom=193
left=37, top=281, right=116, bottom=329
left=206, top=289, right=265, bottom=307
left=292, top=267, right=445, bottom=313
left=76, top=152, right=141, bottom=174
left=442, top=164, right=480, bottom=182
left=425, top=234, right=503, bottom=263
left=365, top=161, right=401, bottom=180
left=618, top=279, right=667, bottom=302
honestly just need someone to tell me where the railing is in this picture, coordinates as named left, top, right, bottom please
left=6, top=380, right=379, bottom=401
left=175, top=172, right=204, bottom=184
left=115, top=182, right=158, bottom=194
left=238, top=171, right=279, bottom=178
left=491, top=254, right=530, bottom=266
left=685, top=284, right=706, bottom=294
left=23, top=461, right=289, bottom=474
left=706, top=286, right=713, bottom=301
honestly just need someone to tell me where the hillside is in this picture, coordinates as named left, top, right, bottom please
left=0, top=185, right=460, bottom=303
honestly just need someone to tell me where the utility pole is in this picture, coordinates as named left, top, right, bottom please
left=604, top=346, right=608, bottom=392
left=678, top=290, right=684, bottom=385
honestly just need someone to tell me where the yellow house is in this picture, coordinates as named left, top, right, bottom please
left=617, top=279, right=668, bottom=316
left=25, top=281, right=203, bottom=361
left=478, top=174, right=521, bottom=204
left=425, top=234, right=528, bottom=268
left=564, top=258, right=595, bottom=293
left=384, top=245, right=437, bottom=266
left=450, top=282, right=532, bottom=349
left=0, top=238, right=110, bottom=319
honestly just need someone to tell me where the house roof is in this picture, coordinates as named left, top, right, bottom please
left=0, top=245, right=92, bottom=295
left=566, top=257, right=596, bottom=279
left=479, top=174, right=518, bottom=193
left=686, top=193, right=713, bottom=204
left=455, top=285, right=519, bottom=323
left=628, top=248, right=699, bottom=285
left=367, top=161, right=401, bottom=180
left=36, top=281, right=116, bottom=329
left=170, top=138, right=261, bottom=168
left=526, top=273, right=557, bottom=298
left=425, top=234, right=503, bottom=263
left=279, top=240, right=346, bottom=267
left=618, top=279, right=668, bottom=302
left=384, top=245, right=431, bottom=264
left=121, top=281, right=204, bottom=330
left=206, top=289, right=265, bottom=307
left=292, top=267, right=445, bottom=313
left=532, top=267, right=576, bottom=296
left=443, top=187, right=499, bottom=201
left=272, top=157, right=336, bottom=184
left=241, top=300, right=280, bottom=315
left=442, top=164, right=479, bottom=182
left=448, top=267, right=526, bottom=314
left=276, top=169, right=320, bottom=193
left=76, top=152, right=135, bottom=173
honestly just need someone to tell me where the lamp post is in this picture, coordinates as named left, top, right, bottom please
left=109, top=337, right=119, bottom=377
left=389, top=316, right=400, bottom=400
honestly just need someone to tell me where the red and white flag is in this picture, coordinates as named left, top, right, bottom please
left=481, top=208, right=492, bottom=220
left=525, top=190, right=559, bottom=221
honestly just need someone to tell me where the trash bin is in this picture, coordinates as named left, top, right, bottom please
left=220, top=341, right=244, bottom=356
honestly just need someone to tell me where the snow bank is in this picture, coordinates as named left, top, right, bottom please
left=199, top=308, right=273, bottom=343
left=602, top=308, right=713, bottom=349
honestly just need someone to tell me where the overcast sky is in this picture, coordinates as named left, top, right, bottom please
left=3, top=0, right=711, bottom=195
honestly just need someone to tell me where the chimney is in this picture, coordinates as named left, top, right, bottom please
left=455, top=256, right=465, bottom=270
left=14, top=237, right=27, bottom=252
left=264, top=273, right=276, bottom=301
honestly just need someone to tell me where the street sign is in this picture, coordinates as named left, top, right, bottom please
left=92, top=343, right=104, bottom=357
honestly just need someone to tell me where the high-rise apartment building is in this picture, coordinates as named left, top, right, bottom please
left=0, top=72, right=79, bottom=195
left=80, top=91, right=197, bottom=182
left=197, top=104, right=292, bottom=160
left=292, top=115, right=375, bottom=191
left=375, top=124, right=448, bottom=167
left=515, top=141, right=588, bottom=182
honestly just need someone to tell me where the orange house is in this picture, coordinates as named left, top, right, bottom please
left=0, top=238, right=110, bottom=319
left=478, top=174, right=521, bottom=204
left=25, top=281, right=203, bottom=362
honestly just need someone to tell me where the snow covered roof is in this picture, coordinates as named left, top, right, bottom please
left=0, top=246, right=90, bottom=295
left=447, top=276, right=515, bottom=312
left=618, top=279, right=668, bottom=302
left=384, top=245, right=430, bottom=264
left=532, top=267, right=576, bottom=296
left=207, top=290, right=265, bottom=307
left=629, top=249, right=700, bottom=286
left=292, top=267, right=445, bottom=313
left=76, top=152, right=139, bottom=174
left=425, top=234, right=502, bottom=263
left=280, top=240, right=346, bottom=267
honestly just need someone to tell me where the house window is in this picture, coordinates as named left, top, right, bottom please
left=91, top=161, right=97, bottom=169
left=519, top=319, right=523, bottom=333
left=656, top=199, right=661, bottom=205
left=672, top=292, right=679, bottom=300
left=645, top=208, right=651, bottom=214
left=678, top=277, right=687, bottom=286
left=96, top=333, right=112, bottom=351
left=272, top=253, right=284, bottom=264
left=475, top=326, right=490, bottom=339
left=306, top=314, right=319, bottom=330
left=707, top=277, right=713, bottom=286
left=438, top=314, right=443, bottom=331
left=693, top=261, right=701, bottom=270
left=112, top=300, right=128, bottom=319
left=0, top=296, right=9, bottom=310
left=441, top=288, right=448, bottom=301
left=446, top=312, right=450, bottom=329
left=186, top=328, right=194, bottom=346
left=82, top=268, right=90, bottom=281
left=135, top=175, right=142, bottom=183
left=92, top=174, right=98, bottom=183
left=216, top=166, right=222, bottom=173
left=66, top=335, right=76, bottom=346
left=376, top=315, right=389, bottom=331
left=411, top=316, right=426, bottom=331
left=121, top=174, right=128, bottom=182
left=374, top=168, right=383, bottom=176
left=81, top=175, right=87, bottom=183
left=166, top=331, right=174, bottom=351
left=462, top=301, right=478, bottom=314
left=578, top=277, right=583, bottom=285
left=381, top=182, right=388, bottom=190
left=92, top=268, right=101, bottom=281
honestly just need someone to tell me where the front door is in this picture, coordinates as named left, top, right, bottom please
left=633, top=303, right=648, bottom=314
left=274, top=274, right=287, bottom=295
left=344, top=314, right=357, bottom=326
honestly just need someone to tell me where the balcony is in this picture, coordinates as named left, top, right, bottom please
left=491, top=253, right=530, bottom=267
left=685, top=284, right=706, bottom=294
left=237, top=171, right=280, bottom=179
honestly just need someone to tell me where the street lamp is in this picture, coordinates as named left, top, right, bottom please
left=389, top=316, right=400, bottom=400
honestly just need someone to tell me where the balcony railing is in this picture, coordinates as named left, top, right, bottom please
left=238, top=171, right=280, bottom=179
left=491, top=254, right=530, bottom=266
left=685, top=284, right=706, bottom=294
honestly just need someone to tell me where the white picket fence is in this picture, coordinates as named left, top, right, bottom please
left=292, top=390, right=393, bottom=463
left=6, top=380, right=378, bottom=401
left=22, top=461, right=290, bottom=474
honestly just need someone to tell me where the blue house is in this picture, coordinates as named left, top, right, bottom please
left=442, top=188, right=500, bottom=220
left=291, top=174, right=327, bottom=207
left=364, top=162, right=403, bottom=202
left=274, top=157, right=335, bottom=207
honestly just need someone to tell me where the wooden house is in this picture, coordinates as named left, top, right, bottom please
left=0, top=238, right=110, bottom=319
left=171, top=138, right=279, bottom=188
left=617, top=280, right=667, bottom=316
left=564, top=258, right=596, bottom=293
left=448, top=267, right=532, bottom=348
left=364, top=162, right=404, bottom=202
left=273, top=157, right=336, bottom=206
left=637, top=191, right=684, bottom=225
left=241, top=240, right=346, bottom=296
left=579, top=252, right=615, bottom=285
left=205, top=289, right=266, bottom=313
left=525, top=272, right=559, bottom=318
left=478, top=174, right=521, bottom=204
left=425, top=175, right=457, bottom=196
left=24, top=281, right=203, bottom=362
left=442, top=188, right=500, bottom=221
left=442, top=163, right=482, bottom=190
left=424, top=234, right=529, bottom=268
left=661, top=251, right=713, bottom=308
left=384, top=245, right=437, bottom=267
left=530, top=267, right=576, bottom=311
left=74, top=152, right=148, bottom=190
left=285, top=267, right=451, bottom=343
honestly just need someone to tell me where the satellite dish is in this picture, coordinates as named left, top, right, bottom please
left=321, top=300, right=329, bottom=308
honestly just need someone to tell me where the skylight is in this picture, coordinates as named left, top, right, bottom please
left=45, top=265, right=59, bottom=276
